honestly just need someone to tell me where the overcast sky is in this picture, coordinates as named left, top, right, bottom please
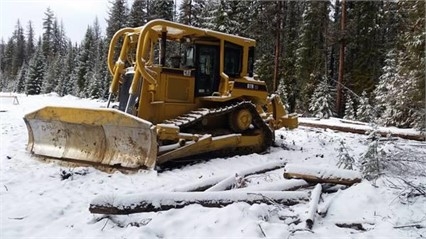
left=0, top=0, right=111, bottom=43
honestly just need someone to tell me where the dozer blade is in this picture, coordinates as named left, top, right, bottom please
left=24, top=106, right=157, bottom=169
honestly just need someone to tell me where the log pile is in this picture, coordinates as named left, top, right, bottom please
left=89, top=162, right=363, bottom=231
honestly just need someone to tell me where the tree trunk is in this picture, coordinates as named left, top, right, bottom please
left=89, top=191, right=309, bottom=214
left=273, top=1, right=282, bottom=92
left=336, top=0, right=346, bottom=117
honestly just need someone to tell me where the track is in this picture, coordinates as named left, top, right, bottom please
left=162, top=101, right=274, bottom=157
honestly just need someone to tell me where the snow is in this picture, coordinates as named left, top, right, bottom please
left=1, top=93, right=425, bottom=238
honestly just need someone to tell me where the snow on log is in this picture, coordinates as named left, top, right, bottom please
left=173, top=161, right=287, bottom=192
left=172, top=175, right=227, bottom=192
left=318, top=190, right=342, bottom=217
left=89, top=191, right=309, bottom=215
left=284, top=164, right=362, bottom=186
left=234, top=179, right=309, bottom=192
left=205, top=174, right=241, bottom=192
left=305, top=184, right=322, bottom=229
left=205, top=161, right=287, bottom=191
left=299, top=121, right=425, bottom=141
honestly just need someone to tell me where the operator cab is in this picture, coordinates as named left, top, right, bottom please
left=181, top=41, right=254, bottom=97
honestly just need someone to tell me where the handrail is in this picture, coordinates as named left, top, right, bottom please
left=107, top=28, right=134, bottom=75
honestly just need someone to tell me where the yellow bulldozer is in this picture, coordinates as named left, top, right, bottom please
left=24, top=19, right=298, bottom=169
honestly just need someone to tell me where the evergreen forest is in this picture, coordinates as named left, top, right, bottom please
left=0, top=0, right=424, bottom=129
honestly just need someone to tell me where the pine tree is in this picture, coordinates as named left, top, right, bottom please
left=224, top=1, right=246, bottom=35
left=277, top=79, right=290, bottom=110
left=55, top=41, right=75, bottom=96
left=42, top=54, right=61, bottom=93
left=128, top=0, right=149, bottom=27
left=0, top=39, right=5, bottom=89
left=294, top=2, right=330, bottom=112
left=106, top=0, right=129, bottom=41
left=42, top=7, right=55, bottom=59
left=210, top=0, right=228, bottom=32
left=343, top=93, right=355, bottom=120
left=309, top=77, right=334, bottom=119
left=87, top=23, right=108, bottom=99
left=374, top=50, right=397, bottom=122
left=74, top=26, right=96, bottom=97
left=12, top=20, right=26, bottom=77
left=344, top=2, right=386, bottom=96
left=373, top=1, right=424, bottom=129
left=397, top=0, right=425, bottom=130
left=25, top=21, right=35, bottom=63
left=276, top=2, right=304, bottom=112
left=356, top=91, right=374, bottom=122
left=149, top=0, right=174, bottom=21
left=105, top=0, right=129, bottom=90
left=178, top=0, right=205, bottom=27
left=2, top=37, right=16, bottom=90
left=52, top=19, right=67, bottom=55
left=199, top=0, right=219, bottom=30
left=15, top=63, right=28, bottom=93
left=25, top=39, right=45, bottom=95
left=0, top=38, right=5, bottom=74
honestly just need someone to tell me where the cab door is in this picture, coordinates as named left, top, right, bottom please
left=195, top=45, right=220, bottom=96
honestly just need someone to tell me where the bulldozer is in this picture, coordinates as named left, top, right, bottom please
left=24, top=19, right=298, bottom=169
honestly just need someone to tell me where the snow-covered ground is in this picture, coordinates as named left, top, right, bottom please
left=1, top=93, right=425, bottom=238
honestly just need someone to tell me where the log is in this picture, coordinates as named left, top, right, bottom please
left=299, top=121, right=425, bottom=141
left=306, top=184, right=322, bottom=229
left=318, top=190, right=342, bottom=217
left=205, top=174, right=240, bottom=192
left=205, top=161, right=287, bottom=192
left=234, top=179, right=309, bottom=192
left=89, top=191, right=309, bottom=215
left=173, top=161, right=286, bottom=192
left=284, top=164, right=362, bottom=186
left=172, top=175, right=227, bottom=192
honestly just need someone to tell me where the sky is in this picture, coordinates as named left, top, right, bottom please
left=0, top=0, right=111, bottom=43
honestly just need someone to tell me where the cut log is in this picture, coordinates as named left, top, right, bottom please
left=173, top=161, right=286, bottom=192
left=299, top=121, right=425, bottom=141
left=306, top=184, right=322, bottom=229
left=205, top=161, right=287, bottom=192
left=89, top=191, right=309, bottom=215
left=284, top=164, right=362, bottom=186
left=234, top=179, right=309, bottom=192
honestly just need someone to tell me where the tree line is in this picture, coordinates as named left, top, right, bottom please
left=0, top=0, right=424, bottom=129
